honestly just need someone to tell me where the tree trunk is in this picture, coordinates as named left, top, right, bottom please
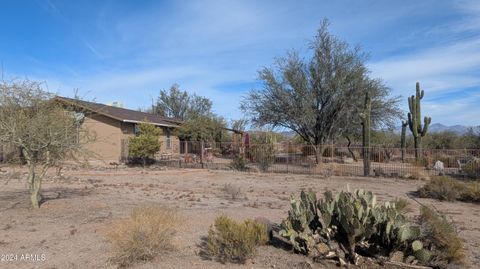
left=345, top=136, right=357, bottom=162
left=314, top=144, right=323, bottom=165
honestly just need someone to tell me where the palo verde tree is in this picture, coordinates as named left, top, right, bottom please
left=128, top=122, right=162, bottom=167
left=176, top=115, right=227, bottom=142
left=241, top=20, right=401, bottom=163
left=0, top=80, right=91, bottom=209
left=152, top=83, right=212, bottom=121
left=407, top=82, right=431, bottom=160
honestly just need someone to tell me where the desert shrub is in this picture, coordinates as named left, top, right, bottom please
left=253, top=144, right=275, bottom=172
left=107, top=206, right=179, bottom=267
left=463, top=158, right=480, bottom=179
left=206, top=215, right=268, bottom=263
left=229, top=155, right=247, bottom=171
left=222, top=183, right=244, bottom=200
left=418, top=176, right=480, bottom=203
left=459, top=181, right=480, bottom=203
left=393, top=197, right=410, bottom=213
left=128, top=122, right=162, bottom=167
left=418, top=176, right=464, bottom=201
left=419, top=206, right=465, bottom=267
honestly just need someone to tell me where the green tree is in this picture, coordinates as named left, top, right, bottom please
left=128, top=122, right=162, bottom=166
left=241, top=20, right=401, bottom=163
left=0, top=80, right=91, bottom=208
left=152, top=84, right=212, bottom=121
left=176, top=115, right=227, bottom=142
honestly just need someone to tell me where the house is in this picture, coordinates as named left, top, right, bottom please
left=54, top=96, right=182, bottom=163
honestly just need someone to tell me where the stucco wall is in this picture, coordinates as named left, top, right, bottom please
left=82, top=114, right=134, bottom=162
left=82, top=115, right=179, bottom=162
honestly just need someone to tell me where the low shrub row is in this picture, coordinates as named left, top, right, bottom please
left=418, top=176, right=480, bottom=203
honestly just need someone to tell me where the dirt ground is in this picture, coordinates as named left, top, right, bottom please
left=0, top=166, right=479, bottom=269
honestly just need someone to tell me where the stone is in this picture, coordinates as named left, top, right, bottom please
left=433, top=160, right=445, bottom=171
left=343, top=157, right=354, bottom=164
left=389, top=250, right=404, bottom=262
left=405, top=255, right=415, bottom=264
left=315, top=242, right=330, bottom=256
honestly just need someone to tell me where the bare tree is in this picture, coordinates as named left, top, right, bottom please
left=241, top=20, right=401, bottom=163
left=0, top=80, right=91, bottom=208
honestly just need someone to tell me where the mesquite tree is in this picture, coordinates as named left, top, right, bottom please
left=241, top=20, right=401, bottom=163
left=407, top=82, right=431, bottom=160
left=0, top=80, right=91, bottom=208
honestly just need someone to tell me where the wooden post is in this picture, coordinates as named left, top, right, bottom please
left=200, top=140, right=205, bottom=169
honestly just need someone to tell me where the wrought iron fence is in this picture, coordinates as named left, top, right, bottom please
left=125, top=140, right=480, bottom=178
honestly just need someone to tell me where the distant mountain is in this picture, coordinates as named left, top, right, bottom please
left=428, top=123, right=479, bottom=135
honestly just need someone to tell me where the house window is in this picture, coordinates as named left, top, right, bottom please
left=166, top=129, right=171, bottom=150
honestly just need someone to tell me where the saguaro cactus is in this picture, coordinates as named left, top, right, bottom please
left=361, top=92, right=371, bottom=176
left=401, top=121, right=408, bottom=163
left=407, top=82, right=431, bottom=160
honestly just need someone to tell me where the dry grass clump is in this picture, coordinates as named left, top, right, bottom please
left=393, top=197, right=411, bottom=213
left=107, top=206, right=180, bottom=267
left=419, top=206, right=465, bottom=268
left=418, top=176, right=464, bottom=201
left=222, top=183, right=245, bottom=200
left=207, top=215, right=268, bottom=264
left=418, top=176, right=480, bottom=203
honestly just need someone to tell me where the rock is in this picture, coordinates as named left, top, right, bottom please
left=315, top=242, right=330, bottom=256
left=325, top=251, right=337, bottom=259
left=405, top=255, right=415, bottom=264
left=433, top=160, right=444, bottom=171
left=390, top=251, right=404, bottom=262
left=342, top=157, right=354, bottom=164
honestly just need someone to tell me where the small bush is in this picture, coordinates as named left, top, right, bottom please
left=230, top=155, right=248, bottom=171
left=207, top=215, right=268, bottom=264
left=107, top=206, right=179, bottom=267
left=419, top=206, right=465, bottom=267
left=418, top=176, right=480, bottom=203
left=418, top=176, right=464, bottom=201
left=463, top=157, right=480, bottom=179
left=393, top=197, right=410, bottom=213
left=460, top=181, right=480, bottom=203
left=222, top=183, right=245, bottom=200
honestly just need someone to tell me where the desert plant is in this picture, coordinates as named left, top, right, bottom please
left=419, top=176, right=480, bottom=203
left=229, top=155, right=247, bottom=171
left=253, top=133, right=276, bottom=172
left=206, top=215, right=268, bottom=264
left=107, top=206, right=179, bottom=267
left=419, top=206, right=465, bottom=268
left=128, top=122, right=162, bottom=167
left=392, top=197, right=410, bottom=214
left=460, top=181, right=480, bottom=203
left=418, top=176, right=465, bottom=201
left=222, top=183, right=245, bottom=200
left=407, top=82, right=432, bottom=160
left=0, top=81, right=93, bottom=208
left=463, top=157, right=480, bottom=179
left=280, top=190, right=422, bottom=264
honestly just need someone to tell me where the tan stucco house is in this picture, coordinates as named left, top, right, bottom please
left=55, top=97, right=182, bottom=163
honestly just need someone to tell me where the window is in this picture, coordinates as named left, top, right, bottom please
left=166, top=129, right=171, bottom=150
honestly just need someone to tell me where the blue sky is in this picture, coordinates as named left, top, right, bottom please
left=1, top=0, right=479, bottom=126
